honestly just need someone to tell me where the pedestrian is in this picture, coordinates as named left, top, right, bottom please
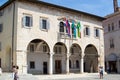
left=0, top=67, right=2, bottom=75
left=12, top=65, right=19, bottom=80
left=99, top=66, right=103, bottom=79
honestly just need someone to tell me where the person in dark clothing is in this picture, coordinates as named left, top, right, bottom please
left=99, top=66, right=103, bottom=79
left=13, top=65, right=19, bottom=80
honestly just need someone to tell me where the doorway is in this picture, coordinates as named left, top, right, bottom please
left=55, top=60, right=62, bottom=74
left=43, top=62, right=48, bottom=74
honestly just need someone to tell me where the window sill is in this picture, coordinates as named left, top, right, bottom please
left=41, top=29, right=48, bottom=32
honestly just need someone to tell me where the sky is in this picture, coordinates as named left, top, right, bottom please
left=0, top=0, right=120, bottom=17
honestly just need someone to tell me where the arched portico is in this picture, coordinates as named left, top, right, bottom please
left=69, top=43, right=82, bottom=73
left=27, top=39, right=50, bottom=74
left=53, top=42, right=67, bottom=74
left=84, top=44, right=99, bottom=73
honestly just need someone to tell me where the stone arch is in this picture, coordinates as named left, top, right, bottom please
left=27, top=39, right=50, bottom=74
left=69, top=43, right=82, bottom=73
left=84, top=44, right=99, bottom=73
left=53, top=42, right=67, bottom=74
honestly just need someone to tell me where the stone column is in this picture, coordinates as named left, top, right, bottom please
left=66, top=53, right=70, bottom=74
left=49, top=53, right=54, bottom=75
left=80, top=54, right=84, bottom=73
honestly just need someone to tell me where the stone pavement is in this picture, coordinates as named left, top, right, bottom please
left=0, top=73, right=120, bottom=80
left=35, top=73, right=120, bottom=80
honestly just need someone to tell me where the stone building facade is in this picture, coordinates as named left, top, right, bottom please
left=0, top=0, right=104, bottom=74
left=103, top=0, right=120, bottom=73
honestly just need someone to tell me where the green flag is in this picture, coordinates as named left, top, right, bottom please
left=77, top=22, right=81, bottom=38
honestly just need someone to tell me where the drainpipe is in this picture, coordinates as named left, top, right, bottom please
left=11, top=1, right=15, bottom=69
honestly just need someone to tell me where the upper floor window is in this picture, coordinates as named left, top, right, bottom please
left=22, top=14, right=33, bottom=27
left=0, top=42, right=1, bottom=51
left=108, top=24, right=110, bottom=32
left=111, top=23, right=114, bottom=31
left=29, top=43, right=35, bottom=52
left=119, top=20, right=120, bottom=28
left=40, top=18, right=49, bottom=31
left=43, top=45, right=47, bottom=53
left=0, top=10, right=4, bottom=16
left=84, top=26, right=90, bottom=36
left=94, top=28, right=100, bottom=37
left=54, top=46, right=62, bottom=54
left=0, top=24, right=3, bottom=32
left=110, top=38, right=114, bottom=48
left=59, top=22, right=64, bottom=32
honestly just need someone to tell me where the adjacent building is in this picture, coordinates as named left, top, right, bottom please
left=0, top=0, right=104, bottom=74
left=103, top=0, right=120, bottom=73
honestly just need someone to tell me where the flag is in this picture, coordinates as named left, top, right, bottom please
left=71, top=21, right=76, bottom=38
left=77, top=22, right=81, bottom=38
left=66, top=20, right=70, bottom=36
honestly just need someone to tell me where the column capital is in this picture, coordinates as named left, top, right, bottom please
left=81, top=54, right=85, bottom=58
left=66, top=53, right=71, bottom=58
left=49, top=52, right=55, bottom=56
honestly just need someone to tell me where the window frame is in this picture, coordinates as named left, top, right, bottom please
left=22, top=14, right=33, bottom=28
left=84, top=25, right=90, bottom=37
left=94, top=28, right=100, bottom=38
left=29, top=43, right=35, bottom=52
left=43, top=45, right=47, bottom=53
left=0, top=42, right=1, bottom=51
left=59, top=21, right=64, bottom=33
left=0, top=23, right=3, bottom=33
left=54, top=46, right=62, bottom=54
left=40, top=17, right=49, bottom=31
left=30, top=61, right=35, bottom=69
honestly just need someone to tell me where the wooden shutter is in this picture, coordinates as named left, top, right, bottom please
left=22, top=16, right=26, bottom=27
left=30, top=17, right=33, bottom=27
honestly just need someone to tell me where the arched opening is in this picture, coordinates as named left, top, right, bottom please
left=69, top=43, right=81, bottom=73
left=84, top=44, right=98, bottom=73
left=53, top=42, right=67, bottom=74
left=27, top=39, right=50, bottom=74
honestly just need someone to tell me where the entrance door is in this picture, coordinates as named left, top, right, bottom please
left=55, top=60, right=62, bottom=74
left=43, top=62, right=48, bottom=74
left=109, top=61, right=117, bottom=73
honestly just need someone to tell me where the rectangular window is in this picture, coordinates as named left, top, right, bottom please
left=30, top=44, right=35, bottom=52
left=84, top=26, right=90, bottom=36
left=0, top=42, right=1, bottom=51
left=54, top=46, right=61, bottom=54
left=22, top=15, right=33, bottom=27
left=43, top=45, right=47, bottom=52
left=111, top=23, right=114, bottom=31
left=30, top=61, right=35, bottom=69
left=0, top=10, right=4, bottom=16
left=119, top=21, right=120, bottom=28
left=94, top=28, right=100, bottom=37
left=40, top=18, right=49, bottom=31
left=0, top=24, right=3, bottom=32
left=108, top=24, right=110, bottom=32
left=110, top=39, right=114, bottom=48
